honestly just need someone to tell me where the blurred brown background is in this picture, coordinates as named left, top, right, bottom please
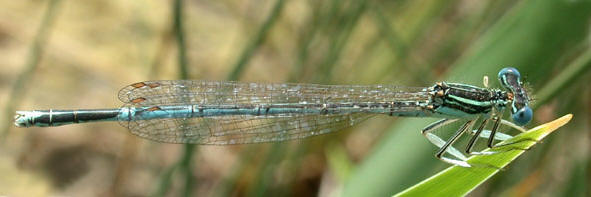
left=1, top=0, right=590, bottom=196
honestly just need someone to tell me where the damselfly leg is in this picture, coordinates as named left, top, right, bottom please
left=423, top=114, right=538, bottom=167
left=479, top=116, right=539, bottom=152
left=434, top=120, right=475, bottom=167
left=465, top=116, right=515, bottom=155
left=465, top=118, right=488, bottom=154
left=422, top=119, right=482, bottom=167
left=422, top=119, right=467, bottom=161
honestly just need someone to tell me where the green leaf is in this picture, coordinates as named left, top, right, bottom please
left=394, top=114, right=573, bottom=197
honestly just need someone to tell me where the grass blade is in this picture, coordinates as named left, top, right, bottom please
left=394, top=114, right=573, bottom=197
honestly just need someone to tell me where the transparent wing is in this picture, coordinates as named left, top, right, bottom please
left=116, top=80, right=426, bottom=144
left=121, top=111, right=374, bottom=145
left=117, top=80, right=428, bottom=106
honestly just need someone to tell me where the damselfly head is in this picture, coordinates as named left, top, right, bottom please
left=498, top=67, right=532, bottom=126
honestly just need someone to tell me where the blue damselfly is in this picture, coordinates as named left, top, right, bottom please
left=15, top=67, right=532, bottom=167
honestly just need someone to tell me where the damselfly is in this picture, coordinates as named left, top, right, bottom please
left=14, top=67, right=532, bottom=167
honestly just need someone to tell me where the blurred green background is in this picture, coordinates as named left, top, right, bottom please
left=1, top=0, right=590, bottom=196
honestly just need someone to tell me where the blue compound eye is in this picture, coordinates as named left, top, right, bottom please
left=498, top=67, right=523, bottom=93
left=498, top=67, right=521, bottom=81
left=512, top=106, right=532, bottom=126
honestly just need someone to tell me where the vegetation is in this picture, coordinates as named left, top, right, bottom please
left=1, top=0, right=589, bottom=196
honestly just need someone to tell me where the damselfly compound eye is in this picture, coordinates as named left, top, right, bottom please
left=512, top=106, right=532, bottom=126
